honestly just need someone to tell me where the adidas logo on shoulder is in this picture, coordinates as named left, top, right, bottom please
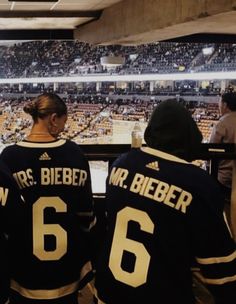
left=39, top=152, right=51, bottom=161
left=146, top=161, right=159, bottom=171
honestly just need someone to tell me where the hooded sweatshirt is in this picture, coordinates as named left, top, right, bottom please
left=144, top=99, right=203, bottom=161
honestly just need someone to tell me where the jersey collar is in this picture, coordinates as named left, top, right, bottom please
left=16, top=139, right=66, bottom=148
left=141, top=147, right=189, bottom=164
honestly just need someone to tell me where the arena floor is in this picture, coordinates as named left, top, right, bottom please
left=110, top=120, right=147, bottom=144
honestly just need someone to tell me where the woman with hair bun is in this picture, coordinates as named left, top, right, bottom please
left=23, top=92, right=68, bottom=140
left=0, top=93, right=96, bottom=304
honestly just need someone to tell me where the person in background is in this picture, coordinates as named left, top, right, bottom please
left=209, top=91, right=236, bottom=227
left=0, top=160, right=24, bottom=304
left=0, top=93, right=96, bottom=304
left=94, top=99, right=236, bottom=304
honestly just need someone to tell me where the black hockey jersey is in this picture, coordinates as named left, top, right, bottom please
left=0, top=160, right=24, bottom=304
left=94, top=147, right=236, bottom=304
left=0, top=139, right=96, bottom=303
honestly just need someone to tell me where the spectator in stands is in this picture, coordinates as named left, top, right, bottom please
left=0, top=160, right=24, bottom=304
left=0, top=93, right=96, bottom=304
left=209, top=91, right=236, bottom=229
left=94, top=99, right=236, bottom=304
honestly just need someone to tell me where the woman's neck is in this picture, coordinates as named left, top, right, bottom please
left=26, top=129, right=56, bottom=142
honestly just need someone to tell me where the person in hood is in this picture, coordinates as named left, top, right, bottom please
left=94, top=98, right=236, bottom=304
left=144, top=98, right=203, bottom=161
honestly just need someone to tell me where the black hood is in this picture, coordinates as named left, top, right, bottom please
left=144, top=99, right=203, bottom=161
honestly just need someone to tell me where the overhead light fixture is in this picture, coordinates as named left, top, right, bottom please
left=100, top=56, right=125, bottom=67
left=202, top=46, right=214, bottom=56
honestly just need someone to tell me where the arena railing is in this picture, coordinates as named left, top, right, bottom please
left=81, top=143, right=236, bottom=170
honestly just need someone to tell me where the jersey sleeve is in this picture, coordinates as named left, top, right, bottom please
left=0, top=160, right=25, bottom=304
left=73, top=147, right=98, bottom=272
left=75, top=149, right=96, bottom=233
left=187, top=177, right=236, bottom=303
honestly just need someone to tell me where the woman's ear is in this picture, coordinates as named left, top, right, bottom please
left=48, top=113, right=59, bottom=137
left=50, top=113, right=58, bottom=127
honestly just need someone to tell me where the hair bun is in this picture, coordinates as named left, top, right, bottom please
left=23, top=101, right=38, bottom=116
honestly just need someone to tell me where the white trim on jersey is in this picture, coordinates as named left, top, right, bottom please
left=10, top=279, right=79, bottom=299
left=141, top=147, right=189, bottom=164
left=194, top=270, right=236, bottom=285
left=93, top=287, right=106, bottom=304
left=196, top=250, right=236, bottom=265
left=16, top=139, right=66, bottom=148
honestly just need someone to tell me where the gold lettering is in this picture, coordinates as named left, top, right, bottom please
left=41, top=168, right=87, bottom=186
left=175, top=191, right=192, bottom=213
left=164, top=185, right=182, bottom=208
left=139, top=176, right=150, bottom=195
left=54, top=168, right=62, bottom=185
left=78, top=170, right=87, bottom=186
left=130, top=173, right=145, bottom=193
left=41, top=168, right=50, bottom=185
left=129, top=173, right=192, bottom=213
left=63, top=168, right=72, bottom=185
left=0, top=187, right=9, bottom=206
left=153, top=181, right=169, bottom=202
left=13, top=170, right=33, bottom=189
left=72, top=169, right=80, bottom=185
left=109, top=167, right=128, bottom=187
left=143, top=178, right=157, bottom=199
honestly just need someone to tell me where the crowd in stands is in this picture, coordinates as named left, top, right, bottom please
left=0, top=40, right=236, bottom=78
left=0, top=39, right=235, bottom=304
left=0, top=81, right=221, bottom=96
left=0, top=40, right=230, bottom=147
left=0, top=95, right=219, bottom=146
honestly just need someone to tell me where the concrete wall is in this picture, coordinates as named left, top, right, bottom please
left=75, top=0, right=236, bottom=45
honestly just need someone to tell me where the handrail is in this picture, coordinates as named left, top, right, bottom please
left=81, top=143, right=236, bottom=161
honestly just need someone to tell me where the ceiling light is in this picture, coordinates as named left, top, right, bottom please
left=202, top=47, right=214, bottom=55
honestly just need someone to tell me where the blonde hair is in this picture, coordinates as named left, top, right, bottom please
left=24, top=93, right=67, bottom=121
